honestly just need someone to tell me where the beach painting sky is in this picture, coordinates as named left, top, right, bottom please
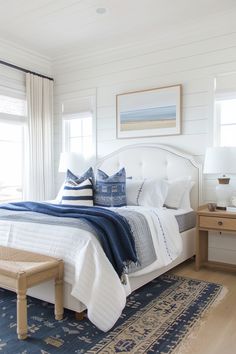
left=117, top=85, right=181, bottom=138
left=120, top=105, right=176, bottom=131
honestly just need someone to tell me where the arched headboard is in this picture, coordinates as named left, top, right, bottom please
left=95, top=144, right=202, bottom=210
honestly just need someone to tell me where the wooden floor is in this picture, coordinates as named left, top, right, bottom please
left=170, top=259, right=236, bottom=354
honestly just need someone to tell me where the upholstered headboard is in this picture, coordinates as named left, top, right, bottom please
left=95, top=144, right=202, bottom=210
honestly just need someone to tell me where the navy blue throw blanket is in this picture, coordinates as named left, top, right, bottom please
left=0, top=202, right=137, bottom=278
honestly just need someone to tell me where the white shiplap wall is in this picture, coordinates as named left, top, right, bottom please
left=0, top=38, right=52, bottom=77
left=0, top=38, right=52, bottom=105
left=53, top=22, right=236, bottom=263
left=53, top=32, right=236, bottom=189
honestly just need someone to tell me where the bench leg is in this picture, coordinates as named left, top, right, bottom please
left=75, top=311, right=85, bottom=320
left=17, top=290, right=27, bottom=340
left=55, top=261, right=64, bottom=320
left=17, top=272, right=27, bottom=340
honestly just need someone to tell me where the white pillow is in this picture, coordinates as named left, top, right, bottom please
left=126, top=178, right=168, bottom=208
left=179, top=181, right=195, bottom=210
left=55, top=182, right=65, bottom=204
left=165, top=177, right=192, bottom=209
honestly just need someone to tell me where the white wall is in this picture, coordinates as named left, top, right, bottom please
left=53, top=11, right=236, bottom=199
left=53, top=13, right=236, bottom=264
left=1, top=11, right=236, bottom=264
left=0, top=39, right=52, bottom=105
left=0, top=38, right=52, bottom=77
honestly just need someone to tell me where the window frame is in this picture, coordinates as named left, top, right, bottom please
left=0, top=95, right=27, bottom=202
left=62, top=107, right=96, bottom=159
left=215, top=95, right=236, bottom=147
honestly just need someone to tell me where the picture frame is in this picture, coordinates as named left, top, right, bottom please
left=116, top=84, right=181, bottom=139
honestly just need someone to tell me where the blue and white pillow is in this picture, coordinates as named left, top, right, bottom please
left=61, top=178, right=94, bottom=206
left=94, top=168, right=127, bottom=207
left=66, top=167, right=95, bottom=186
left=55, top=167, right=95, bottom=204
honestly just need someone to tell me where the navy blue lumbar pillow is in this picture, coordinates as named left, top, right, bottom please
left=94, top=168, right=127, bottom=207
left=66, top=167, right=95, bottom=186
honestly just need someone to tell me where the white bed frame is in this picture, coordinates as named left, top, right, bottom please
left=29, top=143, right=202, bottom=313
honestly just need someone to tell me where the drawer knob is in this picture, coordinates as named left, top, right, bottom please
left=218, top=221, right=223, bottom=226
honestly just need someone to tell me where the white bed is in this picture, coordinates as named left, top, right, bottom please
left=0, top=143, right=202, bottom=331
left=93, top=143, right=202, bottom=291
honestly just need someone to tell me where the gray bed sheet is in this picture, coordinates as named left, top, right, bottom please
left=175, top=211, right=196, bottom=233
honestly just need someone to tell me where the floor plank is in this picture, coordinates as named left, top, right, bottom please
left=170, top=259, right=236, bottom=354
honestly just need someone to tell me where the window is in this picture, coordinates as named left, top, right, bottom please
left=0, top=95, right=26, bottom=202
left=62, top=95, right=96, bottom=160
left=214, top=73, right=236, bottom=147
left=63, top=112, right=94, bottom=159
left=215, top=98, right=236, bottom=146
left=0, top=94, right=26, bottom=116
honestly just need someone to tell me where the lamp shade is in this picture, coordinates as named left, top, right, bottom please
left=58, top=152, right=86, bottom=174
left=203, top=147, right=236, bottom=174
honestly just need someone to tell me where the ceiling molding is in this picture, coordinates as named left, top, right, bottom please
left=52, top=8, right=236, bottom=68
left=0, top=4, right=235, bottom=73
left=0, top=38, right=52, bottom=75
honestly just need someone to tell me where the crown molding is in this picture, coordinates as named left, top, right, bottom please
left=52, top=8, right=236, bottom=68
left=0, top=38, right=52, bottom=75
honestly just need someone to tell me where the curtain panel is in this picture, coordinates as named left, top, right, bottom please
left=26, top=73, right=54, bottom=200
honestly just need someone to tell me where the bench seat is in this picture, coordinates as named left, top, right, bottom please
left=0, top=246, right=64, bottom=340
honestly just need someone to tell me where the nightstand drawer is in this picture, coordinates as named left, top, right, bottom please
left=199, top=216, right=236, bottom=231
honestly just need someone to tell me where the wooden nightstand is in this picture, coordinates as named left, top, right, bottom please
left=196, top=205, right=236, bottom=272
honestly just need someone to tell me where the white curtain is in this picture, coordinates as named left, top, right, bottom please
left=26, top=73, right=54, bottom=201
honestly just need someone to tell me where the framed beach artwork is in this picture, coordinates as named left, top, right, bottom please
left=116, top=85, right=181, bottom=138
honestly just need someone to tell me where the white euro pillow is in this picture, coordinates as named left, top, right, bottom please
left=126, top=178, right=168, bottom=208
left=179, top=181, right=195, bottom=210
left=165, top=177, right=193, bottom=210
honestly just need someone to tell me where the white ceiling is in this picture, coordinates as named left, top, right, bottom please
left=0, top=0, right=235, bottom=59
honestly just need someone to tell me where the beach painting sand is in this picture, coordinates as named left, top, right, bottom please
left=117, top=85, right=181, bottom=138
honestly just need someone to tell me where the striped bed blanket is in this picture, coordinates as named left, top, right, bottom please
left=0, top=203, right=182, bottom=331
left=0, top=202, right=156, bottom=275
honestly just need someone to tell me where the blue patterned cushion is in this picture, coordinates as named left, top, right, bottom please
left=66, top=167, right=95, bottom=186
left=94, top=168, right=127, bottom=207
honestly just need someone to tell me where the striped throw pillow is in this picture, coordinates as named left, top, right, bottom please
left=61, top=178, right=94, bottom=206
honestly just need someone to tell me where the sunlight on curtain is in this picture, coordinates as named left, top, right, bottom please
left=26, top=73, right=54, bottom=200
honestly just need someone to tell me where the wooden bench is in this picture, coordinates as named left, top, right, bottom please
left=0, top=246, right=64, bottom=340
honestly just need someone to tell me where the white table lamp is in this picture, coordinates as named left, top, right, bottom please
left=204, top=147, right=236, bottom=208
left=58, top=152, right=87, bottom=175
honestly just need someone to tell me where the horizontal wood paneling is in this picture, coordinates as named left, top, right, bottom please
left=208, top=247, right=236, bottom=265
left=53, top=28, right=236, bottom=204
left=52, top=22, right=236, bottom=264
left=4, top=23, right=236, bottom=265
left=54, top=32, right=236, bottom=176
left=54, top=31, right=236, bottom=73
left=0, top=39, right=52, bottom=76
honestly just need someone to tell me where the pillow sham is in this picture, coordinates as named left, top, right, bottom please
left=55, top=167, right=94, bottom=203
left=164, top=177, right=192, bottom=209
left=66, top=167, right=95, bottom=185
left=61, top=178, right=94, bottom=206
left=126, top=178, right=168, bottom=208
left=179, top=181, right=195, bottom=210
left=94, top=168, right=126, bottom=207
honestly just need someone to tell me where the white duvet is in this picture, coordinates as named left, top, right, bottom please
left=0, top=206, right=182, bottom=331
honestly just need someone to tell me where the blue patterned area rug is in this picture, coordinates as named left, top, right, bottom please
left=0, top=274, right=222, bottom=354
